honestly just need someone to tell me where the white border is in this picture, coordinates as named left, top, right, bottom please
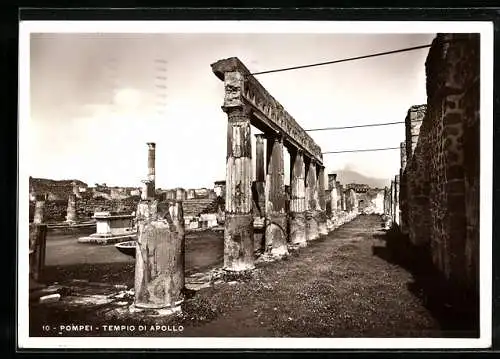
left=18, top=20, right=494, bottom=350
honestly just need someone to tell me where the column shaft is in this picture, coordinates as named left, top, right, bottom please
left=254, top=134, right=266, bottom=217
left=265, top=135, right=288, bottom=256
left=289, top=150, right=307, bottom=246
left=66, top=194, right=77, bottom=223
left=147, top=143, right=156, bottom=199
left=29, top=223, right=47, bottom=282
left=395, top=175, right=400, bottom=225
left=223, top=107, right=254, bottom=271
left=305, top=159, right=319, bottom=241
left=134, top=201, right=185, bottom=312
left=317, top=166, right=328, bottom=235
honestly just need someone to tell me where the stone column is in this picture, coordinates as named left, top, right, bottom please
left=187, top=189, right=195, bottom=199
left=390, top=179, right=395, bottom=222
left=383, top=186, right=389, bottom=214
left=72, top=181, right=80, bottom=199
left=317, top=166, right=328, bottom=235
left=305, top=159, right=319, bottom=241
left=133, top=200, right=185, bottom=314
left=328, top=173, right=338, bottom=214
left=336, top=181, right=342, bottom=211
left=264, top=134, right=288, bottom=256
left=289, top=149, right=307, bottom=246
left=211, top=58, right=255, bottom=272
left=340, top=185, right=346, bottom=211
left=147, top=142, right=156, bottom=199
left=223, top=106, right=254, bottom=271
left=33, top=195, right=45, bottom=224
left=254, top=134, right=266, bottom=217
left=29, top=223, right=47, bottom=283
left=66, top=194, right=77, bottom=223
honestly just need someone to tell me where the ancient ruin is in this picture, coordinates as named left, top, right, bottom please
left=387, top=33, right=480, bottom=301
left=211, top=57, right=356, bottom=272
left=132, top=143, right=186, bottom=313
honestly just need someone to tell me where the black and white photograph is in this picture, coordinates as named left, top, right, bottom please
left=18, top=20, right=493, bottom=349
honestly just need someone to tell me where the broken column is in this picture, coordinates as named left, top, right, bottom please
left=72, top=181, right=81, bottom=199
left=265, top=134, right=288, bottom=256
left=66, top=193, right=77, bottom=223
left=317, top=165, right=328, bottom=235
left=33, top=195, right=45, bottom=224
left=147, top=142, right=156, bottom=199
left=289, top=149, right=307, bottom=247
left=133, top=200, right=185, bottom=313
left=29, top=222, right=47, bottom=283
left=254, top=133, right=266, bottom=217
left=305, top=159, right=319, bottom=241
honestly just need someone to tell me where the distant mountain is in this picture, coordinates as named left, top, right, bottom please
left=333, top=170, right=390, bottom=189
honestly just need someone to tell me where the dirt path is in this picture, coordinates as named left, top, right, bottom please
left=183, top=214, right=441, bottom=337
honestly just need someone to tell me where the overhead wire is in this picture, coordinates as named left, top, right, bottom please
left=249, top=43, right=432, bottom=76
left=322, top=147, right=400, bottom=154
left=305, top=121, right=404, bottom=132
left=246, top=42, right=431, bottom=157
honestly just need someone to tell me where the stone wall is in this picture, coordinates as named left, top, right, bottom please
left=29, top=196, right=141, bottom=223
left=401, top=33, right=480, bottom=294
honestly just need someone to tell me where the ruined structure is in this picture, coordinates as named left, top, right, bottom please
left=390, top=33, right=480, bottom=301
left=65, top=193, right=77, bottom=223
left=33, top=195, right=46, bottom=224
left=133, top=143, right=186, bottom=314
left=212, top=57, right=332, bottom=272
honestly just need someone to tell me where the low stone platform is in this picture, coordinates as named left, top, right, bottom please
left=78, top=232, right=137, bottom=245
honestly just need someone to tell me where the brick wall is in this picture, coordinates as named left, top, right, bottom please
left=403, top=33, right=480, bottom=293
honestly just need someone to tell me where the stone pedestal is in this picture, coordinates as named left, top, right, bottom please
left=134, top=200, right=185, bottom=312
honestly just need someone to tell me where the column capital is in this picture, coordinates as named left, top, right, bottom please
left=222, top=104, right=252, bottom=116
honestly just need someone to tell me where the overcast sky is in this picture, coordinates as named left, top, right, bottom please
left=28, top=32, right=435, bottom=189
